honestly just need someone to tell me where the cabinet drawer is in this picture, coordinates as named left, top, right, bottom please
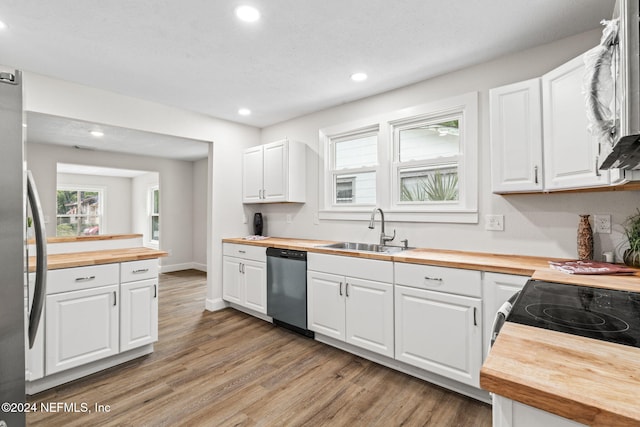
left=394, top=263, right=481, bottom=297
left=121, top=259, right=159, bottom=283
left=307, top=253, right=393, bottom=283
left=47, top=264, right=119, bottom=294
left=223, top=243, right=266, bottom=262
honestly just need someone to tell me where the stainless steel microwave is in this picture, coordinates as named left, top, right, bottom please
left=589, top=0, right=640, bottom=171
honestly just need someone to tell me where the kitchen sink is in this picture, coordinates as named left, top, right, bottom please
left=319, top=242, right=414, bottom=254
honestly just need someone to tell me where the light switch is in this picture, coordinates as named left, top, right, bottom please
left=485, top=214, right=504, bottom=231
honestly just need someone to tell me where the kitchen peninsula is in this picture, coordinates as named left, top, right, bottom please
left=26, top=234, right=167, bottom=395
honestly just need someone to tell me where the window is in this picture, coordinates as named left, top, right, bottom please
left=327, top=128, right=378, bottom=207
left=150, top=186, right=159, bottom=244
left=394, top=117, right=461, bottom=204
left=56, top=187, right=104, bottom=236
left=319, top=92, right=478, bottom=223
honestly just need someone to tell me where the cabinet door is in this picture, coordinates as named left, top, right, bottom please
left=243, top=146, right=264, bottom=203
left=120, top=279, right=159, bottom=352
left=482, top=273, right=528, bottom=360
left=222, top=256, right=243, bottom=305
left=307, top=271, right=345, bottom=340
left=263, top=140, right=287, bottom=201
left=395, top=285, right=482, bottom=387
left=243, top=259, right=267, bottom=314
left=542, top=55, right=609, bottom=190
left=490, top=78, right=544, bottom=192
left=345, top=277, right=394, bottom=358
left=46, top=284, right=119, bottom=375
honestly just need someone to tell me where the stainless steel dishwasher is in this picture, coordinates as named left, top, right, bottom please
left=266, top=247, right=314, bottom=337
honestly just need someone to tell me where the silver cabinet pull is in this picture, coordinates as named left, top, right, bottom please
left=473, top=307, right=477, bottom=326
left=132, top=268, right=149, bottom=274
left=239, top=263, right=242, bottom=273
left=238, top=250, right=246, bottom=254
left=339, top=282, right=343, bottom=296
left=241, top=263, right=245, bottom=274
left=154, top=284, right=157, bottom=298
left=345, top=283, right=349, bottom=297
left=75, top=276, right=96, bottom=282
left=595, top=156, right=601, bottom=177
left=534, top=165, right=539, bottom=184
left=113, top=291, right=117, bottom=306
left=424, top=276, right=443, bottom=282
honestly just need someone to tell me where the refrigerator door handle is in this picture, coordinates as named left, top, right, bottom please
left=27, top=170, right=47, bottom=349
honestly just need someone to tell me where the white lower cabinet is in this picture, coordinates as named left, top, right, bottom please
left=46, top=284, right=120, bottom=375
left=482, top=272, right=529, bottom=360
left=493, top=395, right=586, bottom=427
left=120, top=279, right=158, bottom=352
left=222, top=243, right=267, bottom=314
left=307, top=253, right=394, bottom=358
left=394, top=263, right=482, bottom=387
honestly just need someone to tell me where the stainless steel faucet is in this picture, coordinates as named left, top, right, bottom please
left=369, top=208, right=395, bottom=245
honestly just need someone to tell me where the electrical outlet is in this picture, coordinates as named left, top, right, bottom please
left=485, top=214, right=504, bottom=231
left=594, top=214, right=611, bottom=234
left=242, top=213, right=247, bottom=224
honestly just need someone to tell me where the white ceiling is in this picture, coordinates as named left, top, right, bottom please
left=0, top=0, right=616, bottom=131
left=26, top=112, right=210, bottom=161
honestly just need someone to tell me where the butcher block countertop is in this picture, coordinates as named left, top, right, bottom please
left=31, top=247, right=168, bottom=271
left=481, top=323, right=640, bottom=426
left=222, top=237, right=564, bottom=274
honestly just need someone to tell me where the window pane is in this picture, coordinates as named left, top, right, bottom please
left=56, top=217, right=77, bottom=236
left=399, top=120, right=459, bottom=162
left=335, top=135, right=377, bottom=169
left=57, top=190, right=78, bottom=215
left=151, top=216, right=159, bottom=240
left=78, top=191, right=99, bottom=215
left=400, top=165, right=459, bottom=202
left=153, top=189, right=159, bottom=214
left=334, top=172, right=376, bottom=205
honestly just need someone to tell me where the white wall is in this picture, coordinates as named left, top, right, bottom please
left=131, top=172, right=159, bottom=247
left=28, top=143, right=194, bottom=270
left=56, top=172, right=132, bottom=235
left=192, top=158, right=208, bottom=271
left=257, top=29, right=640, bottom=261
left=21, top=72, right=261, bottom=310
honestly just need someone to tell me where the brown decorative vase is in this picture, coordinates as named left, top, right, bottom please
left=623, top=249, right=640, bottom=268
left=577, top=214, right=593, bottom=260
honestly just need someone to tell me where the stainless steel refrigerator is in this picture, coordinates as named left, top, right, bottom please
left=0, top=70, right=47, bottom=427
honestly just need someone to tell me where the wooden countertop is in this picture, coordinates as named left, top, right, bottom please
left=223, top=237, right=566, bottom=274
left=28, top=234, right=143, bottom=245
left=31, top=247, right=168, bottom=271
left=481, top=323, right=640, bottom=426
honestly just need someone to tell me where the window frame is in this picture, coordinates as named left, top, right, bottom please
left=319, top=92, right=478, bottom=223
left=149, top=185, right=160, bottom=248
left=55, top=185, right=106, bottom=236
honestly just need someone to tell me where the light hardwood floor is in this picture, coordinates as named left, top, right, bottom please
left=27, top=270, right=491, bottom=426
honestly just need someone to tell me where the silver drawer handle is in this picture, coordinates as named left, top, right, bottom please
left=132, top=268, right=149, bottom=274
left=238, top=250, right=246, bottom=254
left=75, top=276, right=96, bottom=282
left=424, top=276, right=443, bottom=282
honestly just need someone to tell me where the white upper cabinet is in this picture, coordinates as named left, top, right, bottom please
left=542, top=54, right=610, bottom=190
left=242, top=139, right=306, bottom=204
left=490, top=53, right=622, bottom=193
left=490, top=78, right=544, bottom=192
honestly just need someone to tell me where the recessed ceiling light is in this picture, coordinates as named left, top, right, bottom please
left=351, top=72, right=368, bottom=82
left=235, top=5, right=260, bottom=23
left=238, top=108, right=252, bottom=116
left=90, top=130, right=104, bottom=137
left=0, top=20, right=7, bottom=30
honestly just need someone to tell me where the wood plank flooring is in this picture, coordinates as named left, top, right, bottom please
left=27, top=270, right=491, bottom=426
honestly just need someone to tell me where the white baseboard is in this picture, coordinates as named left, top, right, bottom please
left=160, top=262, right=199, bottom=273
left=206, top=298, right=227, bottom=312
left=192, top=262, right=207, bottom=272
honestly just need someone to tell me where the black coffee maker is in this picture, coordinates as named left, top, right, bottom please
left=253, top=212, right=263, bottom=236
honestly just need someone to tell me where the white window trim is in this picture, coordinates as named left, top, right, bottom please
left=148, top=185, right=159, bottom=249
left=56, top=184, right=107, bottom=235
left=318, top=92, right=478, bottom=224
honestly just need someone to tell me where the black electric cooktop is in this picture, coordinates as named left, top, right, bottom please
left=507, top=280, right=640, bottom=348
